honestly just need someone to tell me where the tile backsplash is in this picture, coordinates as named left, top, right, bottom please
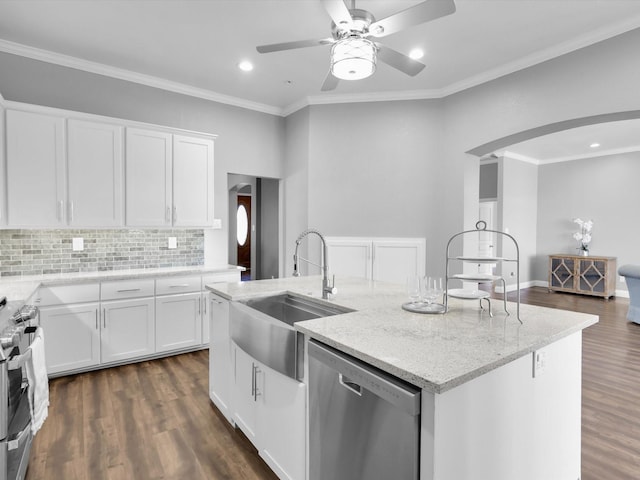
left=0, top=229, right=204, bottom=277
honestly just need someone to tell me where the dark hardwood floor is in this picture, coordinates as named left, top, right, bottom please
left=25, top=352, right=279, bottom=480
left=25, top=287, right=640, bottom=479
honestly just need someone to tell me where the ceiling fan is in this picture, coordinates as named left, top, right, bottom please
left=256, top=0, right=456, bottom=91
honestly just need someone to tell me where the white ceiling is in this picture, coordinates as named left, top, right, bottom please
left=1, top=0, right=640, bottom=157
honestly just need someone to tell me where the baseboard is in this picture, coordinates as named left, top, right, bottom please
left=493, top=280, right=630, bottom=298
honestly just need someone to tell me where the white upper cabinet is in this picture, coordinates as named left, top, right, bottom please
left=67, top=119, right=123, bottom=226
left=0, top=105, right=5, bottom=226
left=125, top=127, right=173, bottom=226
left=126, top=128, right=214, bottom=227
left=173, top=134, right=214, bottom=226
left=6, top=109, right=65, bottom=227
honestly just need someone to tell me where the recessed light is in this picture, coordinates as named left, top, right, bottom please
left=238, top=61, right=254, bottom=72
left=590, top=143, right=600, bottom=148
left=409, top=48, right=424, bottom=60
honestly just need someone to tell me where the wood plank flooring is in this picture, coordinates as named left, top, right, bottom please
left=25, top=352, right=279, bottom=480
left=26, top=287, right=640, bottom=479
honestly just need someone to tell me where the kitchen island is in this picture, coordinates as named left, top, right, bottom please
left=207, top=275, right=597, bottom=480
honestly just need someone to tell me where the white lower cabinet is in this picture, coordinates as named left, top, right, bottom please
left=40, top=303, right=101, bottom=375
left=101, top=297, right=155, bottom=363
left=209, top=293, right=233, bottom=423
left=155, top=292, right=203, bottom=353
left=233, top=345, right=306, bottom=480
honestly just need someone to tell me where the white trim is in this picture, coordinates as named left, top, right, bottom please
left=536, top=145, right=640, bottom=165
left=0, top=39, right=283, bottom=117
left=494, top=280, right=538, bottom=294
left=498, top=151, right=540, bottom=165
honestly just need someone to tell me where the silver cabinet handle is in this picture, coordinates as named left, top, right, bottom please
left=69, top=201, right=74, bottom=222
left=116, top=288, right=141, bottom=293
left=203, top=299, right=207, bottom=315
left=95, top=309, right=98, bottom=330
left=165, top=206, right=170, bottom=223
left=173, top=206, right=177, bottom=223
left=103, top=308, right=106, bottom=328
left=253, top=364, right=261, bottom=401
left=251, top=363, right=255, bottom=397
left=198, top=297, right=201, bottom=316
left=57, top=200, right=64, bottom=222
left=169, top=284, right=190, bottom=288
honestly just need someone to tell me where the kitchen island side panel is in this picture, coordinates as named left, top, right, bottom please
left=421, top=331, right=581, bottom=480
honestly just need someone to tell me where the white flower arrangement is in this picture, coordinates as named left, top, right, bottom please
left=572, top=218, right=593, bottom=254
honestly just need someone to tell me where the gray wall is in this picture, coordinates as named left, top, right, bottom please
left=257, top=177, right=280, bottom=280
left=536, top=151, right=640, bottom=289
left=0, top=52, right=284, bottom=267
left=498, top=157, right=538, bottom=287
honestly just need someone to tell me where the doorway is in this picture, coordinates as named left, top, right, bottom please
left=228, top=174, right=280, bottom=281
left=236, top=193, right=252, bottom=280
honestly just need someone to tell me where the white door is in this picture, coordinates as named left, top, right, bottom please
left=209, top=294, right=233, bottom=422
left=259, top=366, right=306, bottom=480
left=101, top=297, right=155, bottom=363
left=40, top=303, right=101, bottom=374
left=233, top=346, right=259, bottom=445
left=67, top=119, right=123, bottom=227
left=155, top=292, right=202, bottom=353
left=6, top=109, right=65, bottom=226
left=325, top=238, right=372, bottom=280
left=125, top=128, right=172, bottom=226
left=478, top=201, right=497, bottom=274
left=172, top=134, right=214, bottom=226
left=372, top=239, right=426, bottom=284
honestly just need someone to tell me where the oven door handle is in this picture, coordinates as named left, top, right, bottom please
left=7, top=420, right=31, bottom=451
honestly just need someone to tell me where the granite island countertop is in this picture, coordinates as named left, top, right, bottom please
left=0, top=264, right=244, bottom=303
left=206, top=275, right=598, bottom=394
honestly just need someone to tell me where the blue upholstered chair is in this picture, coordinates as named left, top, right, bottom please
left=619, top=265, right=640, bottom=324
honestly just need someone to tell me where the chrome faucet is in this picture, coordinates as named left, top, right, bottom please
left=293, top=229, right=336, bottom=299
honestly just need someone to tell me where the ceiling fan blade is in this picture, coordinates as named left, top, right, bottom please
left=377, top=45, right=426, bottom=76
left=257, top=38, right=334, bottom=54
left=321, top=71, right=339, bottom=91
left=321, top=0, right=353, bottom=30
left=369, top=0, right=456, bottom=38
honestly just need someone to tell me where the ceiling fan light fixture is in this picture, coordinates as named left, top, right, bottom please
left=330, top=37, right=376, bottom=81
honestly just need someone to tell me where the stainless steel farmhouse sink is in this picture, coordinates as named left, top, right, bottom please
left=230, top=293, right=352, bottom=380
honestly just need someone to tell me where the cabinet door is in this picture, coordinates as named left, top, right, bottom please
left=172, top=135, right=214, bottom=226
left=101, top=297, right=155, bottom=363
left=6, top=109, right=65, bottom=226
left=259, top=365, right=306, bottom=480
left=155, top=292, right=202, bottom=353
left=209, top=294, right=233, bottom=422
left=326, top=237, right=372, bottom=280
left=372, top=239, right=426, bottom=284
left=549, top=256, right=576, bottom=291
left=40, top=303, right=101, bottom=375
left=125, top=128, right=172, bottom=226
left=233, top=345, right=260, bottom=445
left=67, top=119, right=123, bottom=226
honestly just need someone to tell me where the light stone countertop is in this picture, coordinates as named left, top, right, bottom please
left=206, top=275, right=598, bottom=394
left=0, top=265, right=243, bottom=303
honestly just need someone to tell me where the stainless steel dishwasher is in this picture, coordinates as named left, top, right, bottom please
left=308, top=339, right=421, bottom=480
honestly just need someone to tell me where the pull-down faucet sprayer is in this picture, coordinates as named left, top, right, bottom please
left=293, top=229, right=336, bottom=299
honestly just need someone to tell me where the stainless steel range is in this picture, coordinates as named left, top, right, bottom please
left=0, top=302, right=40, bottom=480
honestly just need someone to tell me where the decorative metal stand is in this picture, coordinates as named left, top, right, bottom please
left=444, top=221, right=522, bottom=323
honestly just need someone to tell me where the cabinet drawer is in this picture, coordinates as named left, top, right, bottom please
left=156, top=275, right=201, bottom=295
left=202, top=272, right=241, bottom=288
left=34, top=283, right=100, bottom=306
left=101, top=279, right=155, bottom=300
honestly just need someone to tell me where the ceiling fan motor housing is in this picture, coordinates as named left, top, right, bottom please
left=331, top=8, right=376, bottom=39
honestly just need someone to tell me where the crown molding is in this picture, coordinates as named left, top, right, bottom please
left=438, top=14, right=640, bottom=98
left=537, top=145, right=640, bottom=165
left=500, top=151, right=540, bottom=165
left=0, top=39, right=284, bottom=117
left=3, top=12, right=640, bottom=119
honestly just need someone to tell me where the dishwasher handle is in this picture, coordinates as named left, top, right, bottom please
left=308, top=339, right=420, bottom=416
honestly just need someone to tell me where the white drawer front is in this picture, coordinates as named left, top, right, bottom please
left=202, top=271, right=241, bottom=288
left=34, top=283, right=100, bottom=306
left=101, top=279, right=155, bottom=300
left=156, top=275, right=201, bottom=295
